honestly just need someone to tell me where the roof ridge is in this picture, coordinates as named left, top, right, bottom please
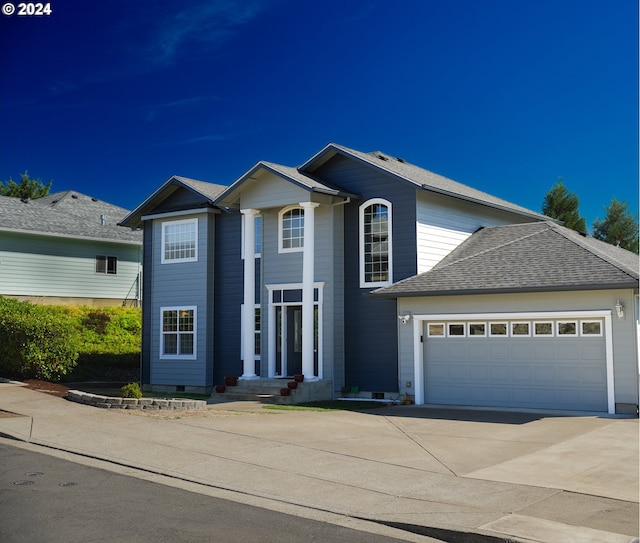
left=433, top=223, right=551, bottom=270
left=548, top=223, right=639, bottom=279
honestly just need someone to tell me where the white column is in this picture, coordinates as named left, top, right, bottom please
left=241, top=209, right=259, bottom=379
left=301, top=202, right=319, bottom=380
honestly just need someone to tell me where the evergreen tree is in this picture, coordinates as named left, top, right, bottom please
left=541, top=177, right=587, bottom=232
left=0, top=171, right=52, bottom=199
left=592, top=198, right=639, bottom=254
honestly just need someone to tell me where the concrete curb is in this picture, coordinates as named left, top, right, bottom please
left=66, top=390, right=206, bottom=410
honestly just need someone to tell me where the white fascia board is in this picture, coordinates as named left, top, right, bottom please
left=141, top=208, right=217, bottom=221
left=412, top=310, right=612, bottom=321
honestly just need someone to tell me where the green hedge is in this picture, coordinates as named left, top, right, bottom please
left=0, top=297, right=141, bottom=382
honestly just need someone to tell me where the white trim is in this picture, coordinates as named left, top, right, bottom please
left=265, top=282, right=324, bottom=379
left=556, top=320, right=578, bottom=337
left=241, top=214, right=262, bottom=259
left=241, top=209, right=259, bottom=379
left=161, top=218, right=198, bottom=264
left=359, top=198, right=393, bottom=288
left=411, top=310, right=615, bottom=414
left=278, top=205, right=305, bottom=253
left=447, top=322, right=466, bottom=337
left=510, top=321, right=531, bottom=337
left=426, top=322, right=445, bottom=337
left=489, top=322, right=509, bottom=337
left=468, top=322, right=487, bottom=337
left=533, top=321, right=554, bottom=337
left=142, top=208, right=215, bottom=221
left=580, top=320, right=603, bottom=337
left=159, top=306, right=197, bottom=360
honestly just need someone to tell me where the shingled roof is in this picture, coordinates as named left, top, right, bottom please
left=302, top=144, right=551, bottom=222
left=372, top=221, right=639, bottom=298
left=0, top=191, right=142, bottom=244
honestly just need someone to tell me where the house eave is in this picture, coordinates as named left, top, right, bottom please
left=369, top=282, right=639, bottom=299
left=0, top=226, right=143, bottom=246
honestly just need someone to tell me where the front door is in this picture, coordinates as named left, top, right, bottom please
left=286, top=306, right=303, bottom=376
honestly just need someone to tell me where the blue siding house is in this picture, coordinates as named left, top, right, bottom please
left=120, top=144, right=639, bottom=413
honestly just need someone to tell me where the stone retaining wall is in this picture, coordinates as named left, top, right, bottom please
left=67, top=390, right=207, bottom=410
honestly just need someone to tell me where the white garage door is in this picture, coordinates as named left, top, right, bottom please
left=424, top=319, right=608, bottom=412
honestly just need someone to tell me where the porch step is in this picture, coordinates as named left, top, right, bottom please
left=210, top=378, right=333, bottom=405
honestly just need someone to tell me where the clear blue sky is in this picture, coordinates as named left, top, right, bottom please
left=1, top=0, right=637, bottom=230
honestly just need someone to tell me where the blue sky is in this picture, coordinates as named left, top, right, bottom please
left=1, top=0, right=637, bottom=230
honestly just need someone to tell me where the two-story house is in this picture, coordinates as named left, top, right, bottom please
left=120, top=144, right=639, bottom=414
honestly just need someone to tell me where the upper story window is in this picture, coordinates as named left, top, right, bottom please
left=161, top=218, right=197, bottom=263
left=279, top=206, right=304, bottom=253
left=360, top=198, right=392, bottom=287
left=95, top=255, right=117, bottom=274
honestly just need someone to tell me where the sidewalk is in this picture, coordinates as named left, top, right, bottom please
left=0, top=381, right=638, bottom=543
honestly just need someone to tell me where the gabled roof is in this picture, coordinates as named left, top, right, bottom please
left=119, top=176, right=227, bottom=228
left=372, top=221, right=639, bottom=298
left=302, top=143, right=552, bottom=222
left=214, top=160, right=357, bottom=208
left=0, top=191, right=142, bottom=244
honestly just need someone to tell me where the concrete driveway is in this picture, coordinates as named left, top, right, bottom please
left=0, top=382, right=637, bottom=543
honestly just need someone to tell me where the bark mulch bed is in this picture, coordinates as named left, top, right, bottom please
left=23, top=380, right=71, bottom=398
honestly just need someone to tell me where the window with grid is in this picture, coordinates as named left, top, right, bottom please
left=95, top=255, right=117, bottom=274
left=280, top=207, right=304, bottom=251
left=360, top=199, right=392, bottom=286
left=162, top=219, right=197, bottom=263
left=161, top=307, right=196, bottom=358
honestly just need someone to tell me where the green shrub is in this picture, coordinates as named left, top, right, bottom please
left=121, top=382, right=142, bottom=398
left=0, top=297, right=79, bottom=381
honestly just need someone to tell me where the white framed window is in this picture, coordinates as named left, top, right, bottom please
left=279, top=206, right=304, bottom=252
left=360, top=198, right=392, bottom=287
left=427, top=323, right=445, bottom=337
left=161, top=218, right=198, bottom=263
left=557, top=321, right=578, bottom=336
left=534, top=321, right=554, bottom=336
left=95, top=255, right=117, bottom=275
left=468, top=322, right=487, bottom=337
left=489, top=322, right=508, bottom=337
left=161, top=307, right=196, bottom=359
left=447, top=323, right=466, bottom=337
left=581, top=320, right=603, bottom=336
left=511, top=322, right=531, bottom=337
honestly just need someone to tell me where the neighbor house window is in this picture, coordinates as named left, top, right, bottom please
left=161, top=307, right=196, bottom=358
left=360, top=198, right=392, bottom=287
left=279, top=206, right=304, bottom=252
left=162, top=218, right=198, bottom=263
left=95, top=255, right=117, bottom=274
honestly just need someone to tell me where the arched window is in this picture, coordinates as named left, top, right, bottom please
left=279, top=206, right=304, bottom=252
left=359, top=199, right=392, bottom=287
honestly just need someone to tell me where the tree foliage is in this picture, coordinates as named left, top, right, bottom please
left=0, top=171, right=52, bottom=199
left=541, top=178, right=587, bottom=232
left=592, top=198, right=639, bottom=254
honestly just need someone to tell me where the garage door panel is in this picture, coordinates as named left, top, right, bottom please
left=424, top=321, right=608, bottom=412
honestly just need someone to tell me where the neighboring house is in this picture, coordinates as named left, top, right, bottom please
left=0, top=190, right=142, bottom=306
left=120, top=144, right=639, bottom=414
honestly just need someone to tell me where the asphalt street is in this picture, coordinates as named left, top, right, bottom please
left=0, top=442, right=415, bottom=543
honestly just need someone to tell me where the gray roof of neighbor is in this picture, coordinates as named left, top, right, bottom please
left=372, top=221, right=639, bottom=297
left=302, top=143, right=552, bottom=221
left=0, top=191, right=142, bottom=244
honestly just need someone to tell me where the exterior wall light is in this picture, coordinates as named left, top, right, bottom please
left=615, top=300, right=624, bottom=319
left=398, top=312, right=412, bottom=324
